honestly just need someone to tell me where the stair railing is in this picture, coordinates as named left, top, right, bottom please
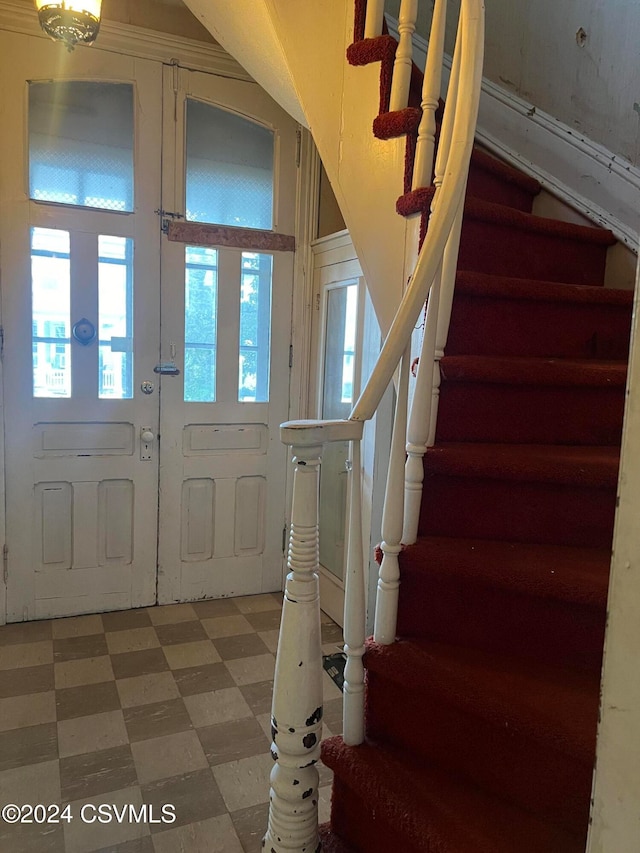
left=264, top=2, right=484, bottom=850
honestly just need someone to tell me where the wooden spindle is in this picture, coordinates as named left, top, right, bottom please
left=374, top=345, right=411, bottom=645
left=343, top=438, right=366, bottom=745
left=389, top=0, right=418, bottom=112
left=364, top=0, right=385, bottom=39
left=402, top=262, right=442, bottom=545
left=412, top=0, right=448, bottom=189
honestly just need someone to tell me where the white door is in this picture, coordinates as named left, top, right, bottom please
left=0, top=33, right=162, bottom=621
left=157, top=67, right=298, bottom=603
left=0, top=33, right=298, bottom=621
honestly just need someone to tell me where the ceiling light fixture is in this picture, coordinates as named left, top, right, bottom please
left=34, top=1, right=102, bottom=51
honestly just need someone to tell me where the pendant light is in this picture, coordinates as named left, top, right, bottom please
left=34, top=1, right=102, bottom=51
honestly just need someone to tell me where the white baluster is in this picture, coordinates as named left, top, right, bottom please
left=412, top=0, right=448, bottom=189
left=343, top=438, right=365, bottom=745
left=265, top=441, right=323, bottom=853
left=402, top=261, right=442, bottom=545
left=374, top=345, right=411, bottom=645
left=428, top=198, right=466, bottom=444
left=364, top=0, right=385, bottom=39
left=389, top=0, right=418, bottom=112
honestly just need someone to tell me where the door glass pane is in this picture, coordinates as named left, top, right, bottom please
left=184, top=245, right=218, bottom=403
left=29, top=81, right=134, bottom=212
left=31, top=227, right=71, bottom=398
left=98, top=236, right=133, bottom=399
left=239, top=252, right=272, bottom=402
left=185, top=100, right=274, bottom=230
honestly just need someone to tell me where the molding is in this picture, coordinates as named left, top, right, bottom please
left=392, top=17, right=640, bottom=250
left=0, top=0, right=252, bottom=79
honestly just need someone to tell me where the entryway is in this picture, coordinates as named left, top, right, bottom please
left=0, top=30, right=298, bottom=621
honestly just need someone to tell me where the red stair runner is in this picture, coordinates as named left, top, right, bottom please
left=320, top=3, right=632, bottom=851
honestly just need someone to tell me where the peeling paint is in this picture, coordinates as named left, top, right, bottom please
left=302, top=788, right=313, bottom=799
left=306, top=706, right=323, bottom=726
left=303, top=732, right=317, bottom=748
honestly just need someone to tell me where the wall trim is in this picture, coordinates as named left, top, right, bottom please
left=0, top=0, right=252, bottom=79
left=392, top=18, right=640, bottom=250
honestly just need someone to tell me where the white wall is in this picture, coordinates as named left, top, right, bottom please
left=388, top=0, right=640, bottom=167
left=587, top=259, right=640, bottom=853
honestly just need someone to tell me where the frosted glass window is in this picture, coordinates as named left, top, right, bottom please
left=29, top=81, right=134, bottom=212
left=239, top=253, right=272, bottom=402
left=185, top=100, right=274, bottom=229
left=184, top=246, right=218, bottom=403
left=98, top=236, right=133, bottom=399
left=31, top=227, right=71, bottom=398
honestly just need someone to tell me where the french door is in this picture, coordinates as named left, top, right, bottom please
left=0, top=31, right=297, bottom=621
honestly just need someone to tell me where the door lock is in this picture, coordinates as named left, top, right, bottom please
left=140, top=427, right=155, bottom=461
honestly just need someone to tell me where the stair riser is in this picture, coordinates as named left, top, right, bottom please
left=447, top=296, right=632, bottom=359
left=397, top=568, right=605, bottom=671
left=329, top=777, right=423, bottom=853
left=365, top=671, right=592, bottom=838
left=436, top=383, right=624, bottom=445
left=467, top=168, right=536, bottom=213
left=458, top=219, right=608, bottom=285
left=419, top=473, right=616, bottom=548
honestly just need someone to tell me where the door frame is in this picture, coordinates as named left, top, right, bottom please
left=309, top=231, right=392, bottom=629
left=0, top=12, right=318, bottom=623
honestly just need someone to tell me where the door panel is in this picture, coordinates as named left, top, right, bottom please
left=157, top=67, right=297, bottom=603
left=0, top=33, right=162, bottom=620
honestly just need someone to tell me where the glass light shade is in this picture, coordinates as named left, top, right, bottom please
left=35, top=1, right=102, bottom=50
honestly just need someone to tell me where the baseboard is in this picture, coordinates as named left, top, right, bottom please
left=388, top=17, right=640, bottom=251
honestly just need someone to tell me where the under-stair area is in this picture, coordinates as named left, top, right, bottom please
left=318, top=6, right=633, bottom=852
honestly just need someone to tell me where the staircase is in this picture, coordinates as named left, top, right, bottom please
left=316, top=5, right=633, bottom=852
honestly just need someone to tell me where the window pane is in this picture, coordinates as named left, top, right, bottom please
left=186, top=100, right=274, bottom=230
left=184, top=246, right=218, bottom=402
left=322, top=283, right=358, bottom=419
left=99, top=236, right=133, bottom=399
left=239, top=253, right=272, bottom=402
left=32, top=227, right=71, bottom=398
left=29, top=81, right=134, bottom=212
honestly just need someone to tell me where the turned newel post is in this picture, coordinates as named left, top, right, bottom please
left=265, top=432, right=323, bottom=853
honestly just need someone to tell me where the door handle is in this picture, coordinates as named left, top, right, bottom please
left=141, top=429, right=155, bottom=443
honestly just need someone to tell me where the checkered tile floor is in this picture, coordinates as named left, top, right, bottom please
left=0, top=594, right=344, bottom=852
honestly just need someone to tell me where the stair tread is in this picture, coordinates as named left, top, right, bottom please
left=425, top=442, right=619, bottom=486
left=319, top=823, right=355, bottom=853
left=455, top=269, right=634, bottom=303
left=470, top=145, right=541, bottom=196
left=364, top=638, right=599, bottom=762
left=322, top=736, right=583, bottom=853
left=400, top=535, right=610, bottom=609
left=465, top=196, right=617, bottom=245
left=440, top=354, right=627, bottom=386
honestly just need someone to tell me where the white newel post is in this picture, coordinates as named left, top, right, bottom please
left=343, top=437, right=366, bottom=745
left=374, top=346, right=411, bottom=645
left=265, top=435, right=323, bottom=853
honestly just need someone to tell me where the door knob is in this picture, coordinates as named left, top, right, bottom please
left=140, top=429, right=155, bottom=443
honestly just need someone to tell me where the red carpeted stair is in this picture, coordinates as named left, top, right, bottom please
left=320, top=3, right=633, bottom=851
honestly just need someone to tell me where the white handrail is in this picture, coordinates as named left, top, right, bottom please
left=267, top=3, right=484, bottom=848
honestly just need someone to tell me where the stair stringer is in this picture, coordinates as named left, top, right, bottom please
left=183, top=0, right=418, bottom=338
